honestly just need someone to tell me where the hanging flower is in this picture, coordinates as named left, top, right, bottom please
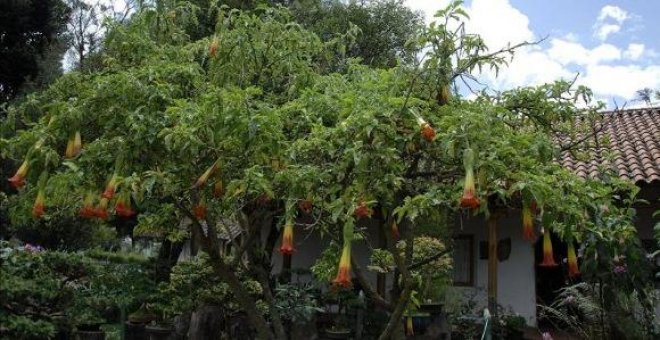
left=539, top=228, right=558, bottom=267
left=73, top=131, right=82, bottom=156
left=213, top=179, right=224, bottom=198
left=94, top=197, right=109, bottom=220
left=406, top=316, right=414, bottom=336
left=354, top=200, right=372, bottom=219
left=102, top=174, right=119, bottom=199
left=417, top=117, right=436, bottom=142
left=332, top=243, right=352, bottom=288
left=459, top=148, right=480, bottom=210
left=567, top=241, right=580, bottom=278
left=298, top=198, right=313, bottom=214
left=32, top=189, right=46, bottom=218
left=521, top=201, right=536, bottom=241
left=279, top=222, right=295, bottom=255
left=194, top=159, right=220, bottom=189
left=193, top=197, right=207, bottom=220
left=8, top=160, right=30, bottom=189
left=391, top=221, right=400, bottom=240
left=79, top=192, right=96, bottom=218
left=209, top=35, right=219, bottom=58
left=115, top=192, right=135, bottom=218
left=65, top=135, right=75, bottom=159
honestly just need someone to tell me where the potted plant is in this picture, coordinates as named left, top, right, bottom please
left=126, top=303, right=158, bottom=340
left=145, top=283, right=180, bottom=340
left=145, top=320, right=176, bottom=340
left=323, top=287, right=356, bottom=339
left=144, top=301, right=176, bottom=340
left=73, top=308, right=106, bottom=340
left=274, top=282, right=323, bottom=339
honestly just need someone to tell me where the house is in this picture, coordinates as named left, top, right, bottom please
left=273, top=107, right=659, bottom=326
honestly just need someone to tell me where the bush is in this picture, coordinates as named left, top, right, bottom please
left=0, top=242, right=95, bottom=338
left=149, top=252, right=266, bottom=319
left=0, top=242, right=155, bottom=338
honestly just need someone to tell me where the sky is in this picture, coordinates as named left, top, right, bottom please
left=404, top=0, right=660, bottom=108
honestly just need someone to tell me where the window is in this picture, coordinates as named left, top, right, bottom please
left=452, top=235, right=474, bottom=286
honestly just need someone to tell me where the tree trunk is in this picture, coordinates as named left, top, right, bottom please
left=155, top=239, right=184, bottom=282
left=188, top=305, right=224, bottom=340
left=177, top=203, right=275, bottom=340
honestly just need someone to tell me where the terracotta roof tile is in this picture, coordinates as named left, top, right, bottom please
left=559, top=107, right=660, bottom=184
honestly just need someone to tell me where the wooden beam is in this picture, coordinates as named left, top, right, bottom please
left=487, top=215, right=498, bottom=316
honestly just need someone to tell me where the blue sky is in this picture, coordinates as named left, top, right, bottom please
left=405, top=0, right=660, bottom=108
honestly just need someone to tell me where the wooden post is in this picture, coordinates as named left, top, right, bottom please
left=487, top=215, right=498, bottom=316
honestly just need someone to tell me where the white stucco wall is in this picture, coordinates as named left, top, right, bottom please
left=450, top=213, right=537, bottom=325
left=270, top=213, right=538, bottom=326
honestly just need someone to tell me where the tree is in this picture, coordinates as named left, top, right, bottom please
left=64, top=0, right=138, bottom=71
left=1, top=1, right=639, bottom=339
left=290, top=0, right=424, bottom=69
left=0, top=0, right=70, bottom=105
left=636, top=87, right=660, bottom=106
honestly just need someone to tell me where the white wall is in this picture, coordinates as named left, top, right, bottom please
left=450, top=212, right=537, bottom=325
left=270, top=212, right=538, bottom=325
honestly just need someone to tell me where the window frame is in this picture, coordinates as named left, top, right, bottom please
left=452, top=234, right=475, bottom=286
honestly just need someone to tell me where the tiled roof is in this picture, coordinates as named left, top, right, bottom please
left=559, top=107, right=660, bottom=184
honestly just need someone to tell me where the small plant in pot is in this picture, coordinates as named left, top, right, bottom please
left=126, top=303, right=158, bottom=340
left=72, top=308, right=106, bottom=340
left=274, top=282, right=323, bottom=339
left=323, top=287, right=358, bottom=339
left=144, top=301, right=177, bottom=340
left=146, top=280, right=185, bottom=340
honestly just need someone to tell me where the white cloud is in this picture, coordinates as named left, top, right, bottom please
left=623, top=43, right=645, bottom=60
left=404, top=0, right=452, bottom=25
left=597, top=5, right=628, bottom=23
left=593, top=5, right=628, bottom=41
left=594, top=24, right=621, bottom=41
left=404, top=0, right=658, bottom=105
left=406, top=0, right=535, bottom=50
left=580, top=64, right=660, bottom=99
left=466, top=0, right=535, bottom=50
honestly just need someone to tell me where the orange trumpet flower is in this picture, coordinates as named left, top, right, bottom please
left=193, top=197, right=207, bottom=220
left=209, top=36, right=219, bottom=58
left=213, top=179, right=224, bottom=198
left=115, top=192, right=135, bottom=218
left=65, top=135, right=75, bottom=159
left=354, top=200, right=372, bottom=219
left=73, top=131, right=82, bottom=156
left=391, top=221, right=400, bottom=240
left=94, top=197, right=109, bottom=220
left=279, top=222, right=295, bottom=255
left=32, top=189, right=45, bottom=218
left=567, top=242, right=580, bottom=278
left=332, top=244, right=352, bottom=288
left=8, top=160, right=29, bottom=189
left=406, top=316, right=414, bottom=336
left=417, top=117, right=436, bottom=142
left=539, top=228, right=558, bottom=267
left=194, top=159, right=220, bottom=189
left=298, top=198, right=313, bottom=214
left=522, top=201, right=536, bottom=241
left=102, top=174, right=119, bottom=199
left=459, top=148, right=480, bottom=210
left=79, top=192, right=96, bottom=218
